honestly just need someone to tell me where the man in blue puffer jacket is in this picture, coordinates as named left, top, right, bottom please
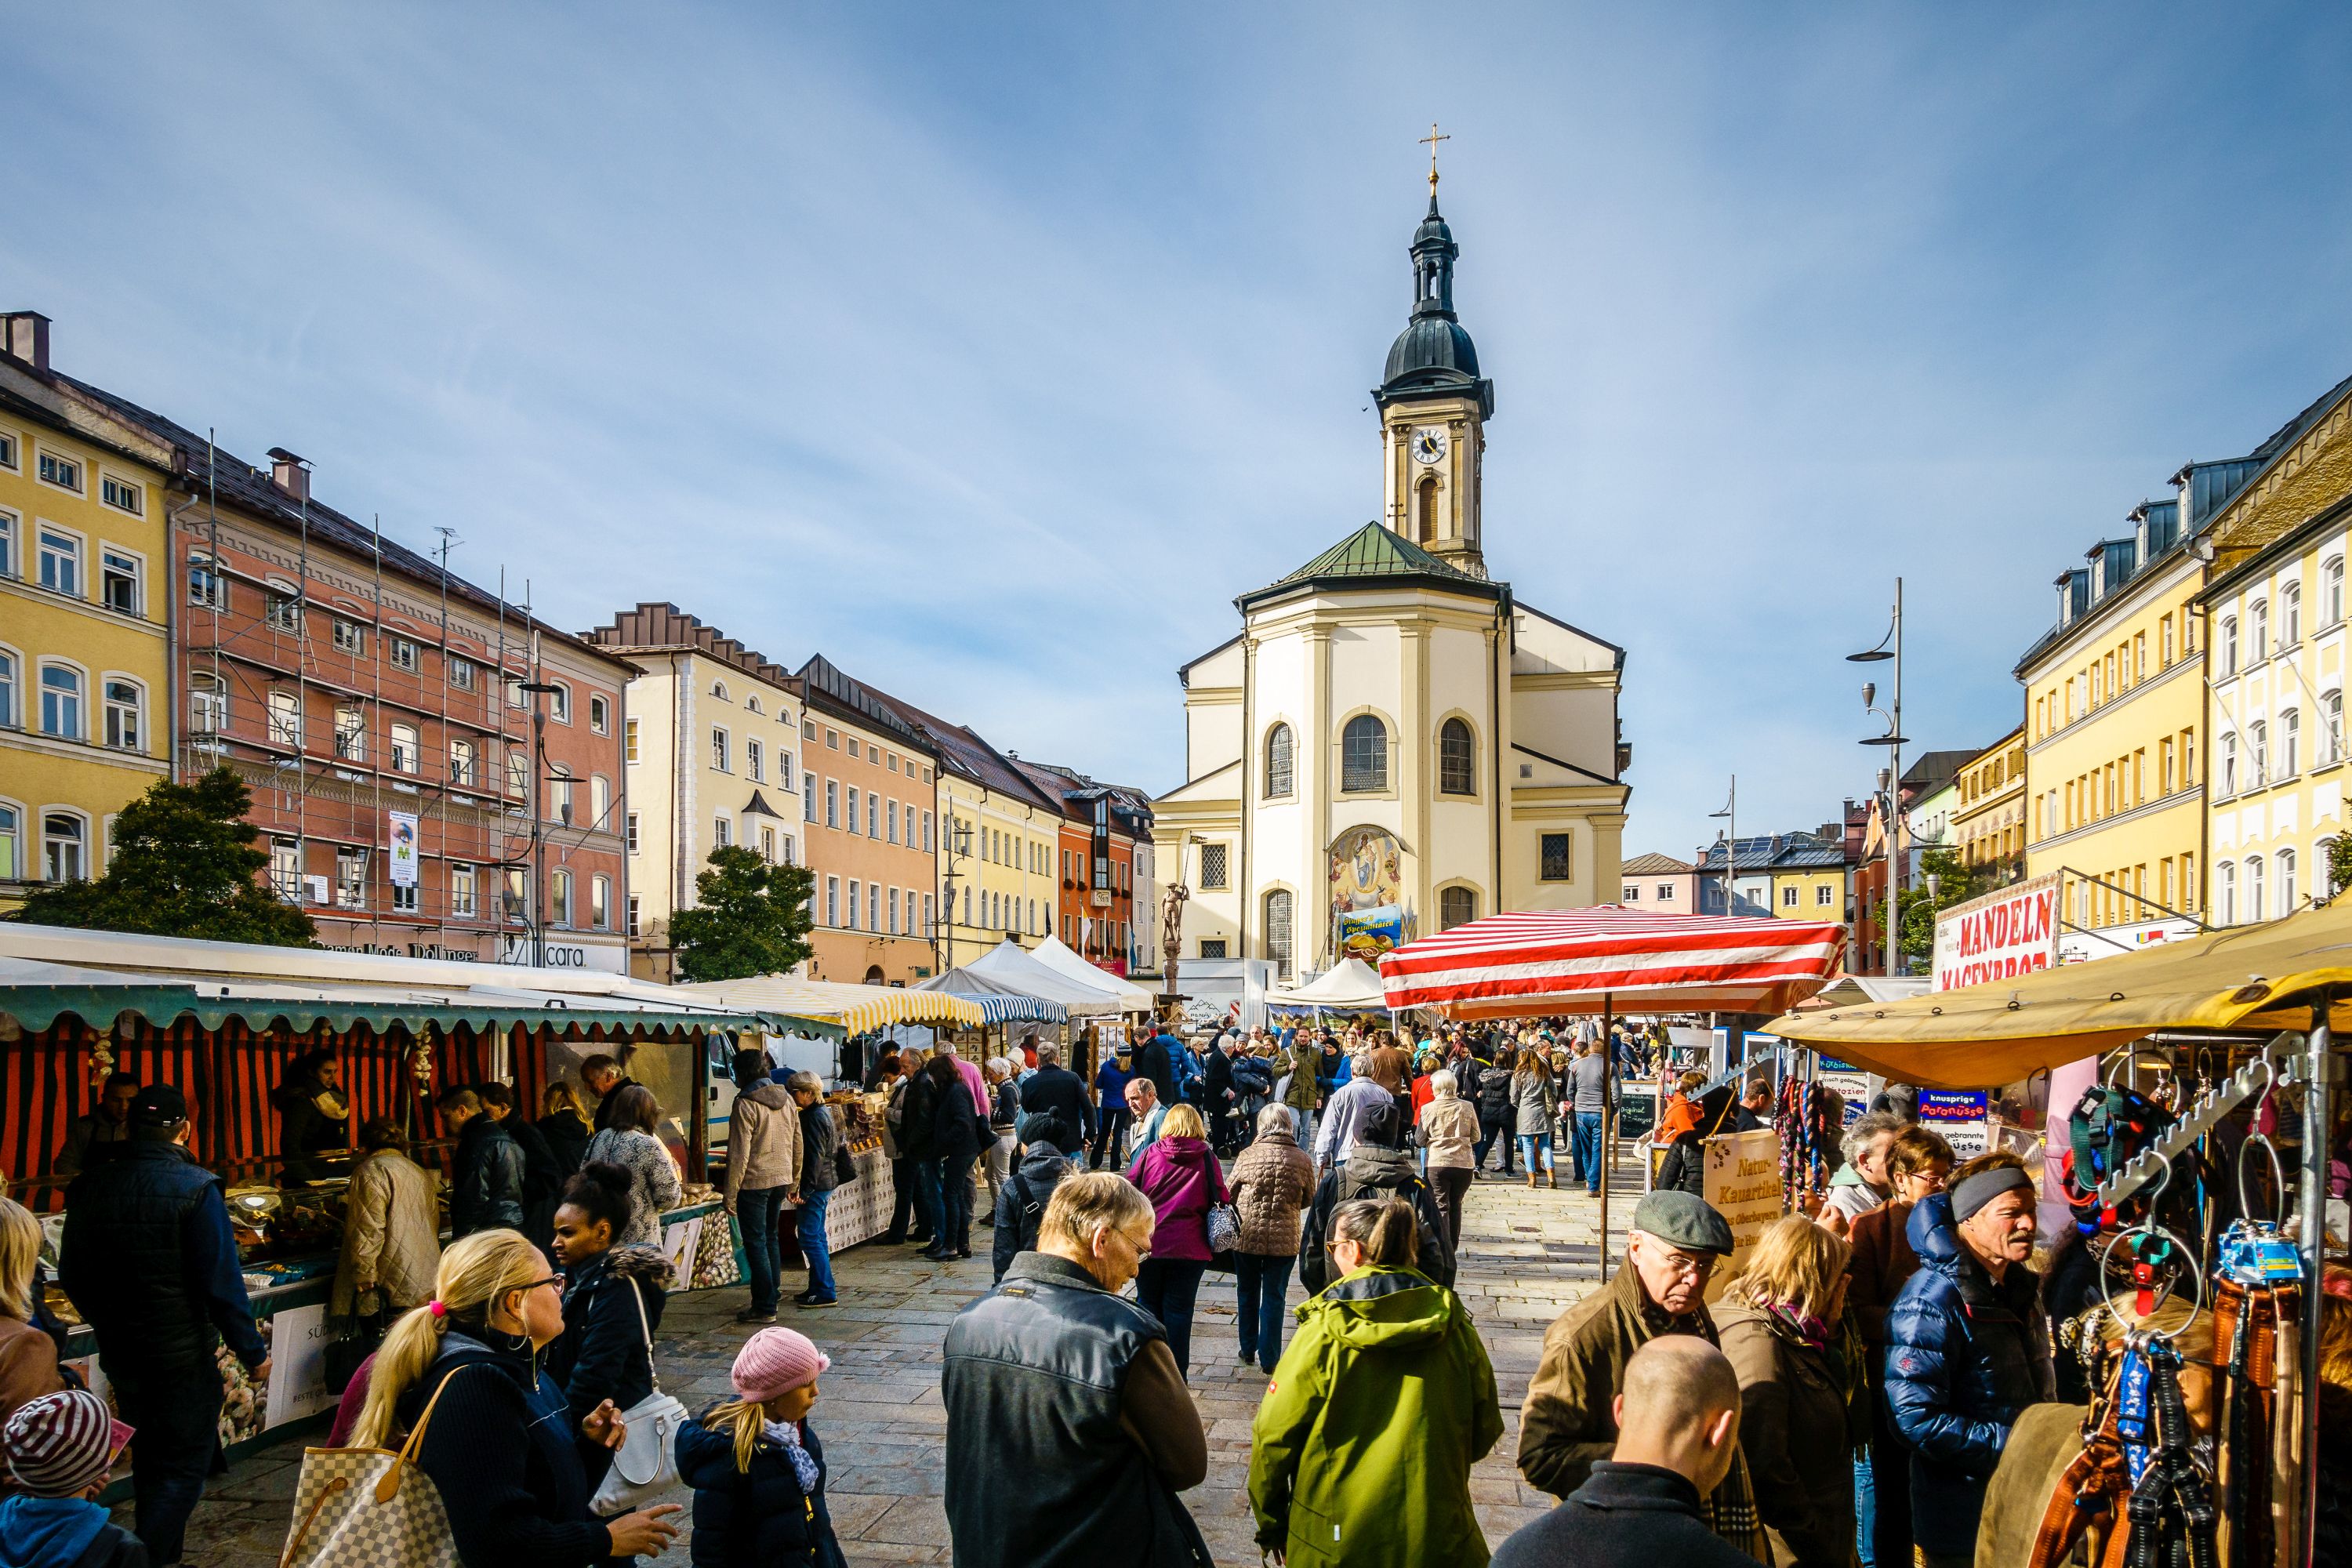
left=1882, top=1153, right=2054, bottom=1568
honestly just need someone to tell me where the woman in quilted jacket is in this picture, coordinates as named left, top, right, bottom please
left=1127, top=1104, right=1229, bottom=1379
left=579, top=1085, right=684, bottom=1250
left=1227, top=1104, right=1316, bottom=1374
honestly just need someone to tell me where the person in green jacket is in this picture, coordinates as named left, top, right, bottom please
left=1249, top=1195, right=1503, bottom=1567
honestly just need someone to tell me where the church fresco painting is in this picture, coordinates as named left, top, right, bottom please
left=1330, top=825, right=1408, bottom=958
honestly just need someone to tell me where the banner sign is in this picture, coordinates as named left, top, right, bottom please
left=1918, top=1089, right=1989, bottom=1122
left=1701, top=1129, right=1785, bottom=1296
left=1337, top=903, right=1406, bottom=961
left=1933, top=872, right=2060, bottom=991
left=1817, top=1057, right=1871, bottom=1127
left=387, top=811, right=419, bottom=888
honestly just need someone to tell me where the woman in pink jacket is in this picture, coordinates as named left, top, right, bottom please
left=1127, top=1104, right=1229, bottom=1380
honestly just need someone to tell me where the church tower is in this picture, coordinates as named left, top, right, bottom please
left=1375, top=177, right=1494, bottom=579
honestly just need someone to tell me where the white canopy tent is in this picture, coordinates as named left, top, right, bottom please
left=960, top=941, right=1128, bottom=1017
left=1268, top=957, right=1390, bottom=1013
left=1025, top=935, right=1155, bottom=1012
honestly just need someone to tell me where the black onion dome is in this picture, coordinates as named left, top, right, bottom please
left=1383, top=316, right=1480, bottom=386
left=1374, top=191, right=1492, bottom=414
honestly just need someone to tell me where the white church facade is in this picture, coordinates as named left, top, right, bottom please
left=1156, top=182, right=1629, bottom=978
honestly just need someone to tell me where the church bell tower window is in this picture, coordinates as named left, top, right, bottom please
left=1417, top=475, right=1439, bottom=544
left=1265, top=724, right=1294, bottom=797
left=1439, top=718, right=1475, bottom=794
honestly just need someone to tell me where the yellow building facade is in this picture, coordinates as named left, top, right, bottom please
left=2020, top=503, right=2209, bottom=934
left=1952, top=726, right=2027, bottom=882
left=2196, top=374, right=2352, bottom=922
left=0, top=321, right=175, bottom=906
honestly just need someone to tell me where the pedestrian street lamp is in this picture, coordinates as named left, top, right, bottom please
left=938, top=818, right=974, bottom=974
left=1708, top=777, right=1736, bottom=918
left=1850, top=579, right=1906, bottom=976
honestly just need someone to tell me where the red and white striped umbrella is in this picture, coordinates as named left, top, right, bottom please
left=1377, top=906, right=1846, bottom=1018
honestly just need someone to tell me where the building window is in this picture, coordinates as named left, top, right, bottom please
left=0, top=432, right=14, bottom=470
left=826, top=780, right=839, bottom=828
left=2245, top=856, right=2265, bottom=924
left=1200, top=842, right=1229, bottom=889
left=1440, top=886, right=1477, bottom=931
left=1200, top=938, right=1228, bottom=959
left=626, top=811, right=640, bottom=853
left=888, top=887, right=901, bottom=935
left=451, top=863, right=477, bottom=917
left=714, top=815, right=731, bottom=848
left=591, top=775, right=609, bottom=830
left=36, top=528, right=80, bottom=597
left=924, top=810, right=934, bottom=852
left=2220, top=733, right=2238, bottom=796
left=187, top=550, right=227, bottom=609
left=547, top=771, right=573, bottom=826
left=2222, top=617, right=2238, bottom=674
left=449, top=738, right=477, bottom=786
left=826, top=728, right=839, bottom=750
left=1341, top=714, right=1388, bottom=793
left=1781, top=884, right=1798, bottom=908
left=589, top=694, right=610, bottom=734
left=391, top=881, right=420, bottom=915
left=332, top=706, right=365, bottom=760
left=710, top=680, right=730, bottom=702
left=624, top=717, right=640, bottom=763
left=760, top=824, right=776, bottom=862
left=712, top=728, right=730, bottom=772
left=1264, top=724, right=1294, bottom=797
left=100, top=549, right=140, bottom=615
left=778, top=750, right=795, bottom=789
left=549, top=682, right=570, bottom=723
left=887, top=799, right=898, bottom=844
left=0, top=652, right=14, bottom=728
left=333, top=618, right=365, bottom=654
left=43, top=812, right=87, bottom=882
left=746, top=738, right=763, bottom=782
left=336, top=847, right=368, bottom=909
left=387, top=637, right=418, bottom=672
left=2284, top=583, right=2303, bottom=647
left=0, top=511, right=14, bottom=578
left=100, top=474, right=143, bottom=514
left=2250, top=721, right=2267, bottom=788
left=36, top=451, right=82, bottom=493
left=2252, top=600, right=2270, bottom=656
left=1624, top=884, right=1639, bottom=902
left=1540, top=832, right=1573, bottom=882
left=2328, top=692, right=2345, bottom=764
left=826, top=877, right=840, bottom=926
left=269, top=838, right=301, bottom=901
left=867, top=793, right=880, bottom=838
left=592, top=874, right=611, bottom=931
left=266, top=583, right=302, bottom=633
left=102, top=681, right=142, bottom=750
left=38, top=664, right=82, bottom=739
left=504, top=868, right=528, bottom=923
left=2329, top=559, right=2347, bottom=627
left=550, top=869, right=572, bottom=927
left=1439, top=717, right=1475, bottom=794
left=506, top=676, right=527, bottom=710
left=391, top=723, right=419, bottom=775
left=1817, top=884, right=1835, bottom=906
left=2278, top=849, right=2298, bottom=917
left=506, top=750, right=528, bottom=797
left=804, top=774, right=817, bottom=822
left=1264, top=888, right=1294, bottom=978
left=626, top=895, right=641, bottom=937
left=189, top=672, right=227, bottom=735
left=448, top=656, right=474, bottom=690
left=2283, top=710, right=2302, bottom=778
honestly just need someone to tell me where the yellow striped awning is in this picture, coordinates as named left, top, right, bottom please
left=670, top=975, right=985, bottom=1035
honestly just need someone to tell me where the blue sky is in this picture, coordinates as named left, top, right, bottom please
left=12, top=5, right=2352, bottom=860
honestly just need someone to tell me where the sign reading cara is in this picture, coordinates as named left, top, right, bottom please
left=1932, top=872, right=2060, bottom=992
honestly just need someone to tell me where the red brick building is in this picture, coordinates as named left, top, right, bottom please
left=69, top=377, right=634, bottom=969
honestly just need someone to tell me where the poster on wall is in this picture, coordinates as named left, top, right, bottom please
left=387, top=811, right=419, bottom=888
left=1932, top=872, right=2059, bottom=991
left=1816, top=1058, right=1871, bottom=1127
left=1701, top=1129, right=1784, bottom=1294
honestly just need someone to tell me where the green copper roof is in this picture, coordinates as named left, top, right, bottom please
left=1239, top=522, right=1501, bottom=612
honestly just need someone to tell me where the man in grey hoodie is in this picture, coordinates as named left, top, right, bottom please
left=722, top=1047, right=801, bottom=1323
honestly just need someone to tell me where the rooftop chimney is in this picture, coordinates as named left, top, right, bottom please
left=266, top=447, right=311, bottom=503
left=1, top=312, right=51, bottom=373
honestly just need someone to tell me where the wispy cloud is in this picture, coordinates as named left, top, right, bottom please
left=9, top=3, right=2352, bottom=848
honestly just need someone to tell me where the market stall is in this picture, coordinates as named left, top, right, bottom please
left=1267, top=957, right=1390, bottom=1018
left=1026, top=935, right=1157, bottom=1012
left=949, top=939, right=1133, bottom=1075
left=0, top=920, right=764, bottom=1467
left=1765, top=902, right=2352, bottom=1568
left=1380, top=906, right=1846, bottom=1275
left=672, top=975, right=988, bottom=1250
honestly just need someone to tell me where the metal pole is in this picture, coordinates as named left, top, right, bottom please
left=2302, top=999, right=2332, bottom=1564
left=1599, top=991, right=1613, bottom=1280
left=1889, top=579, right=1904, bottom=977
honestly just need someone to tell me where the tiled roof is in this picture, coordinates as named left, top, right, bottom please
left=586, top=604, right=797, bottom=689
left=1693, top=833, right=1846, bottom=874
left=851, top=689, right=1065, bottom=818
left=795, top=655, right=934, bottom=752
left=1239, top=521, right=1501, bottom=611
left=1621, top=852, right=1693, bottom=876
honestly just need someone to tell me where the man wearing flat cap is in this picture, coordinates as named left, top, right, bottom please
left=1884, top=1149, right=2054, bottom=1568
left=1518, top=1189, right=1766, bottom=1556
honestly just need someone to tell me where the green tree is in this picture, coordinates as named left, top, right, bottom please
left=1896, top=845, right=1984, bottom=967
left=2332, top=836, right=2352, bottom=906
left=13, top=768, right=317, bottom=946
left=667, top=844, right=816, bottom=982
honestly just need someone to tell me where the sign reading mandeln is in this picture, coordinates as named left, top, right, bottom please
left=1932, top=872, right=2060, bottom=992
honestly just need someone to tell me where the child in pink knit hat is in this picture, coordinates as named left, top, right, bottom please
left=673, top=1328, right=845, bottom=1564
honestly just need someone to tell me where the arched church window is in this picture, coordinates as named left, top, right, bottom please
left=1341, top=715, right=1388, bottom=793
left=1263, top=889, right=1294, bottom=980
left=1439, top=718, right=1474, bottom=795
left=1265, top=723, right=1294, bottom=797
left=1440, top=886, right=1477, bottom=931
left=1417, top=474, right=1439, bottom=544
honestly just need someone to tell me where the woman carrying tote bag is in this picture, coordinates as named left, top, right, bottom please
left=546, top=1164, right=676, bottom=1505
left=300, top=1230, right=681, bottom=1568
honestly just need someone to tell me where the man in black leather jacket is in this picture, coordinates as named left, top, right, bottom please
left=437, top=1087, right=525, bottom=1237
left=61, top=1084, right=269, bottom=1566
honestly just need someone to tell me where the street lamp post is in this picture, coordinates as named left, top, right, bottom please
left=1709, top=777, right=1736, bottom=916
left=1850, top=579, right=1906, bottom=975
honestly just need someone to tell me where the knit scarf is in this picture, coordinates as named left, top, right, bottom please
left=763, top=1418, right=819, bottom=1494
left=1704, top=1445, right=1770, bottom=1561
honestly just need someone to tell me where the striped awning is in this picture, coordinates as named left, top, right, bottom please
left=671, top=976, right=986, bottom=1035
left=954, top=993, right=1069, bottom=1025
left=1379, top=907, right=1846, bottom=1018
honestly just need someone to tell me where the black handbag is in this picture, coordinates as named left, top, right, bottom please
left=832, top=1142, right=856, bottom=1186
left=322, top=1310, right=384, bottom=1395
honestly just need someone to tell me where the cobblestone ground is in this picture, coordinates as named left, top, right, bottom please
left=158, top=1148, right=1629, bottom=1566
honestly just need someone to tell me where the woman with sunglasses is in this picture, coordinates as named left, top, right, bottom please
left=347, top=1229, right=682, bottom=1566
left=1845, top=1124, right=1952, bottom=1568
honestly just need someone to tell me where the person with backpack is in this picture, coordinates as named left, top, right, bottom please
left=675, top=1327, right=847, bottom=1567
left=991, top=1112, right=1074, bottom=1283
left=1475, top=1047, right=1517, bottom=1176
left=1298, top=1099, right=1454, bottom=1294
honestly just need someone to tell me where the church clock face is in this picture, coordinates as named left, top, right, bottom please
left=1410, top=426, right=1448, bottom=465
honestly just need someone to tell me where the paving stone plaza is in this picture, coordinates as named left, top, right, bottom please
left=150, top=1156, right=1626, bottom=1566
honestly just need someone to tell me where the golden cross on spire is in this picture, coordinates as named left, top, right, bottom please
left=1421, top=122, right=1450, bottom=193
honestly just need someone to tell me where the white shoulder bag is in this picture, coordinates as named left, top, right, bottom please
left=586, top=1276, right=688, bottom=1516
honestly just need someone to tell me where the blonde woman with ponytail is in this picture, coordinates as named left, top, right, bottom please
left=1249, top=1196, right=1503, bottom=1566
left=0, top=1196, right=67, bottom=1424
left=351, top=1230, right=682, bottom=1566
left=674, top=1326, right=847, bottom=1564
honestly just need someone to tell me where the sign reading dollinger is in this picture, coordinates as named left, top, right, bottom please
left=1933, top=872, right=2061, bottom=992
